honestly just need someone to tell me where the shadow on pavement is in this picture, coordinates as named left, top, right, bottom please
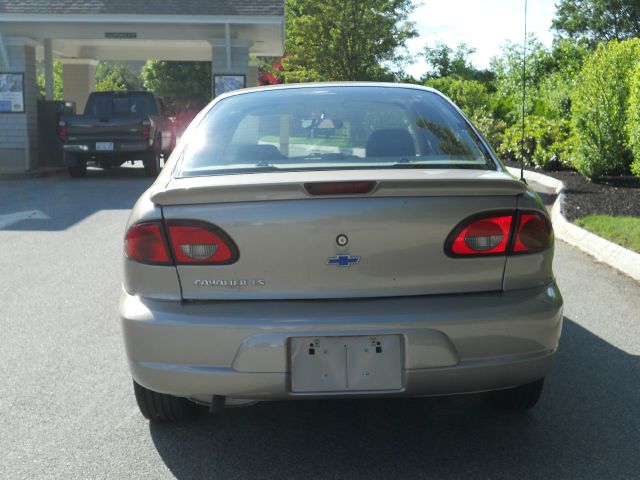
left=0, top=165, right=153, bottom=231
left=535, top=190, right=558, bottom=207
left=149, top=318, right=639, bottom=479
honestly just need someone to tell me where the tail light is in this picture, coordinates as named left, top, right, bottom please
left=142, top=121, right=151, bottom=138
left=124, top=222, right=171, bottom=265
left=124, top=220, right=240, bottom=265
left=449, top=215, right=513, bottom=256
left=446, top=211, right=552, bottom=257
left=166, top=222, right=239, bottom=265
left=125, top=221, right=239, bottom=265
left=513, top=213, right=553, bottom=254
left=57, top=120, right=67, bottom=138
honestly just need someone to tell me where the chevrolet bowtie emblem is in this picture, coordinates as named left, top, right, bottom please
left=327, top=254, right=361, bottom=267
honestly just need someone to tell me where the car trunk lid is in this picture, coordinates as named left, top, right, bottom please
left=156, top=169, right=525, bottom=300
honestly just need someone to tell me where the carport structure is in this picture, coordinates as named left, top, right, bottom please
left=0, top=0, right=285, bottom=173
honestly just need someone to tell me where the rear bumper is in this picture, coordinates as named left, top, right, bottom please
left=62, top=142, right=148, bottom=159
left=120, top=283, right=563, bottom=400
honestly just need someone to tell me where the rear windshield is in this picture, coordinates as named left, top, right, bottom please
left=177, top=86, right=496, bottom=177
left=85, top=93, right=158, bottom=118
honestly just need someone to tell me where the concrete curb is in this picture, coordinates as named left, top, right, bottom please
left=507, top=166, right=640, bottom=283
left=0, top=167, right=66, bottom=180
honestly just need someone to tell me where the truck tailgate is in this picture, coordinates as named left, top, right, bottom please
left=65, top=114, right=142, bottom=141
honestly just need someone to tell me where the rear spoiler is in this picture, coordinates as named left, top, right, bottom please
left=150, top=169, right=526, bottom=206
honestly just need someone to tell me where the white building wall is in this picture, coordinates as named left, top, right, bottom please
left=211, top=45, right=249, bottom=77
left=0, top=41, right=38, bottom=172
left=211, top=43, right=250, bottom=96
left=61, top=60, right=97, bottom=114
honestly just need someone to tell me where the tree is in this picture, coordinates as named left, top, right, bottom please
left=283, top=0, right=417, bottom=82
left=141, top=61, right=211, bottom=112
left=95, top=62, right=144, bottom=92
left=422, top=42, right=493, bottom=82
left=552, top=0, right=640, bottom=44
left=491, top=35, right=562, bottom=124
left=36, top=59, right=63, bottom=100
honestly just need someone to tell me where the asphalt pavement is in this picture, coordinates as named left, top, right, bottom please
left=1, top=167, right=639, bottom=479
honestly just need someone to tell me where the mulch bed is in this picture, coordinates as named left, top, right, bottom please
left=503, top=161, right=640, bottom=221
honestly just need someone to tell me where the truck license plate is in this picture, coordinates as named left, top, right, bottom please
left=290, top=335, right=402, bottom=393
left=96, top=142, right=114, bottom=151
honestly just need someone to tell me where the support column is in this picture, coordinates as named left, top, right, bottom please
left=0, top=33, right=10, bottom=70
left=61, top=59, right=97, bottom=113
left=247, top=61, right=259, bottom=88
left=43, top=39, right=54, bottom=101
left=0, top=37, right=39, bottom=172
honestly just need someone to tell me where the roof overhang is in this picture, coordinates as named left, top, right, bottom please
left=0, top=13, right=283, bottom=25
left=0, top=14, right=285, bottom=60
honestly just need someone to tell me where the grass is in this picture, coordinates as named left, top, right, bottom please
left=574, top=215, right=640, bottom=253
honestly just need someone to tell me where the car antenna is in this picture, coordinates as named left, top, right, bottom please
left=520, top=0, right=528, bottom=184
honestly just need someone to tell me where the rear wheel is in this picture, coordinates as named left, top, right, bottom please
left=66, top=153, right=87, bottom=178
left=133, top=380, right=194, bottom=422
left=491, top=378, right=544, bottom=410
left=144, top=150, right=161, bottom=177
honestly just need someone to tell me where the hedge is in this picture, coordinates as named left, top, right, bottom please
left=571, top=39, right=640, bottom=178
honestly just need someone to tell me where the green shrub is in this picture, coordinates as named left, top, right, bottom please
left=534, top=40, right=588, bottom=122
left=425, top=78, right=507, bottom=150
left=425, top=77, right=492, bottom=118
left=633, top=156, right=640, bottom=177
left=498, top=116, right=572, bottom=169
left=571, top=39, right=640, bottom=178
left=469, top=113, right=507, bottom=151
left=627, top=64, right=640, bottom=177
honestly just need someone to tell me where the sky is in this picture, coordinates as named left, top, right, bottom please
left=406, top=0, right=558, bottom=77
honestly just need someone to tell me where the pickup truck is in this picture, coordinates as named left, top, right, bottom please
left=58, top=91, right=176, bottom=178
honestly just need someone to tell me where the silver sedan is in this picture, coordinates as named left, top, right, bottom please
left=120, top=83, right=563, bottom=421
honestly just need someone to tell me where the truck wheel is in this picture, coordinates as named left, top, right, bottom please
left=133, top=380, right=194, bottom=422
left=144, top=150, right=161, bottom=177
left=67, top=153, right=87, bottom=178
left=491, top=378, right=544, bottom=410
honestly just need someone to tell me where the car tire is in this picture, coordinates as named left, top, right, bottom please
left=67, top=153, right=87, bottom=178
left=133, top=380, right=194, bottom=422
left=144, top=150, right=161, bottom=177
left=491, top=378, right=544, bottom=410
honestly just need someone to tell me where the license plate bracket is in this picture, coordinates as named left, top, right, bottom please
left=290, top=335, right=402, bottom=393
left=96, top=142, right=114, bottom=151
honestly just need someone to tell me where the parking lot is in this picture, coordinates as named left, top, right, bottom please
left=1, top=167, right=639, bottom=479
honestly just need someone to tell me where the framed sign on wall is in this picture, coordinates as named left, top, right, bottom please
left=0, top=72, right=25, bottom=113
left=213, top=74, right=246, bottom=98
